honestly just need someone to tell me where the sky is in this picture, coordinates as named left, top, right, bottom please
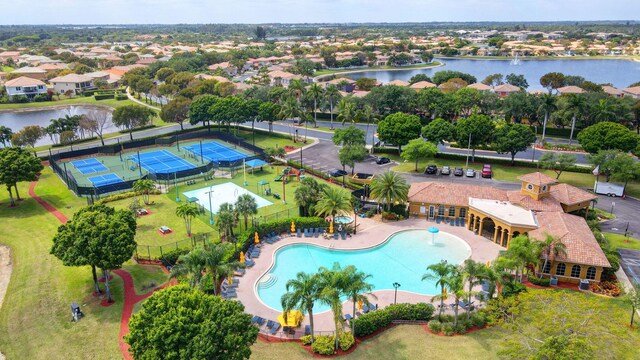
left=1, top=0, right=639, bottom=25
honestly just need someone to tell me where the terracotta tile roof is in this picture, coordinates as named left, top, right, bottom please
left=410, top=81, right=437, bottom=89
left=506, top=191, right=564, bottom=212
left=517, top=172, right=558, bottom=186
left=5, top=76, right=46, bottom=87
left=557, top=85, right=585, bottom=94
left=494, top=83, right=521, bottom=92
left=50, top=74, right=93, bottom=83
left=467, top=83, right=491, bottom=91
left=622, top=86, right=640, bottom=96
left=387, top=79, right=409, bottom=87
left=408, top=182, right=507, bottom=207
left=529, top=212, right=610, bottom=268
left=602, top=85, right=623, bottom=96
left=11, top=66, right=46, bottom=74
left=549, top=183, right=597, bottom=206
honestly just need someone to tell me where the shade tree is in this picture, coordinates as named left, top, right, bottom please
left=537, top=152, right=576, bottom=180
left=400, top=138, right=438, bottom=171
left=377, top=112, right=422, bottom=153
left=112, top=104, right=155, bottom=140
left=454, top=114, right=496, bottom=161
left=577, top=121, right=638, bottom=154
left=0, top=147, right=44, bottom=206
left=493, top=123, right=537, bottom=164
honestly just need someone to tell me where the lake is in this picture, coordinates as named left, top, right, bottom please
left=0, top=105, right=116, bottom=147
left=346, top=58, right=640, bottom=91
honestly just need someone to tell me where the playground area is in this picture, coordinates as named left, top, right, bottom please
left=54, top=138, right=255, bottom=194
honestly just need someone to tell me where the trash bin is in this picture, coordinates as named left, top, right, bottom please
left=71, top=302, right=83, bottom=322
left=550, top=277, right=558, bottom=286
left=579, top=279, right=590, bottom=291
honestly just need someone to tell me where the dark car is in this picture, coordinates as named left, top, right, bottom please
left=441, top=166, right=451, bottom=175
left=425, top=165, right=438, bottom=175
left=454, top=167, right=464, bottom=176
left=329, top=169, right=348, bottom=177
left=376, top=157, right=391, bottom=165
left=481, top=164, right=492, bottom=178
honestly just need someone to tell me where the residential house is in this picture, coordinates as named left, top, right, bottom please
left=557, top=85, right=585, bottom=95
left=208, top=62, right=238, bottom=76
left=601, top=85, right=624, bottom=97
left=407, top=172, right=607, bottom=283
left=10, top=66, right=47, bottom=80
left=467, top=83, right=492, bottom=92
left=494, top=83, right=521, bottom=97
left=409, top=81, right=437, bottom=90
left=0, top=51, right=21, bottom=63
left=0, top=71, right=6, bottom=84
left=49, top=74, right=95, bottom=95
left=325, top=77, right=356, bottom=92
left=622, top=86, right=640, bottom=99
left=387, top=79, right=410, bottom=87
left=4, top=76, right=48, bottom=99
left=268, top=70, right=305, bottom=87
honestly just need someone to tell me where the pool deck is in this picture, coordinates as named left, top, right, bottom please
left=236, top=217, right=503, bottom=338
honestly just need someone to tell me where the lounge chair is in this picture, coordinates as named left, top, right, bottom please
left=460, top=218, right=465, bottom=227
left=450, top=220, right=455, bottom=226
left=223, top=282, right=238, bottom=289
left=297, top=228, right=302, bottom=237
left=455, top=218, right=459, bottom=226
left=222, top=292, right=237, bottom=299
left=251, top=315, right=263, bottom=325
left=362, top=304, right=370, bottom=313
left=314, top=228, right=320, bottom=238
left=340, top=230, right=346, bottom=240
left=244, top=259, right=255, bottom=267
left=234, top=270, right=245, bottom=277
left=269, top=323, right=281, bottom=335
left=344, top=314, right=353, bottom=321
left=304, top=325, right=311, bottom=336
left=333, top=231, right=339, bottom=240
left=435, top=217, right=441, bottom=224
left=304, top=228, right=310, bottom=237
left=319, top=228, right=325, bottom=236
left=266, top=320, right=275, bottom=329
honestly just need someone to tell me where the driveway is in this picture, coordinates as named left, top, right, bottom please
left=596, top=195, right=640, bottom=237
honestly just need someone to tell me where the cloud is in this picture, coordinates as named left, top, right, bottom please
left=0, top=0, right=638, bottom=24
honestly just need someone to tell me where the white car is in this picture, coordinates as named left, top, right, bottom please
left=466, top=168, right=476, bottom=178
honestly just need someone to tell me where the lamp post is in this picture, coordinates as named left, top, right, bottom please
left=465, top=132, right=472, bottom=168
left=393, top=282, right=401, bottom=304
left=531, top=125, right=537, bottom=164
left=610, top=201, right=616, bottom=216
left=206, top=185, right=214, bottom=225
left=282, top=177, right=287, bottom=205
left=174, top=172, right=180, bottom=202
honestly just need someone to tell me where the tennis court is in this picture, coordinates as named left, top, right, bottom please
left=129, top=150, right=196, bottom=174
left=88, top=173, right=125, bottom=187
left=183, top=141, right=248, bottom=163
left=71, top=158, right=108, bottom=175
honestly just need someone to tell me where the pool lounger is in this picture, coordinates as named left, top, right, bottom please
left=333, top=232, right=339, bottom=240
left=314, top=228, right=320, bottom=238
left=266, top=320, right=275, bottom=329
left=304, top=325, right=311, bottom=336
left=340, top=230, right=346, bottom=240
left=251, top=315, right=262, bottom=324
left=344, top=314, right=353, bottom=321
left=222, top=292, right=237, bottom=299
left=297, top=228, right=302, bottom=237
left=254, top=316, right=266, bottom=326
left=269, top=323, right=281, bottom=335
left=223, top=282, right=238, bottom=289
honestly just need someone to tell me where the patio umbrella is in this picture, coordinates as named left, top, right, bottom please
left=239, top=251, right=244, bottom=263
left=486, top=260, right=490, bottom=267
left=443, top=287, right=448, bottom=300
left=357, top=299, right=363, bottom=310
left=254, top=232, right=259, bottom=244
left=277, top=310, right=303, bottom=327
left=329, top=221, right=334, bottom=234
left=291, top=221, right=295, bottom=232
left=428, top=227, right=439, bottom=245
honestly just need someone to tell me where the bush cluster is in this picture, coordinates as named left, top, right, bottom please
left=381, top=212, right=400, bottom=221
left=353, top=303, right=434, bottom=337
left=338, top=332, right=355, bottom=351
left=502, top=281, right=528, bottom=297
left=428, top=311, right=487, bottom=336
left=94, top=93, right=114, bottom=100
left=311, top=335, right=335, bottom=355
left=299, top=335, right=313, bottom=346
left=159, top=248, right=190, bottom=267
left=528, top=275, right=551, bottom=287
left=96, top=190, right=161, bottom=204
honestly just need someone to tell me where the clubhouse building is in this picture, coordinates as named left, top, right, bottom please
left=408, top=172, right=610, bottom=283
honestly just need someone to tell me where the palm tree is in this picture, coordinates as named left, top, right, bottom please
left=446, top=270, right=466, bottom=326
left=169, top=248, right=207, bottom=288
left=278, top=96, right=305, bottom=142
left=288, top=79, right=307, bottom=101
left=460, top=259, right=486, bottom=316
left=235, top=194, right=258, bottom=230
left=325, top=85, right=341, bottom=129
left=308, top=83, right=324, bottom=127
left=337, top=97, right=357, bottom=125
left=422, top=261, right=456, bottom=319
left=591, top=98, right=617, bottom=125
left=506, top=235, right=539, bottom=282
left=535, top=234, right=567, bottom=277
left=356, top=104, right=379, bottom=148
left=318, top=263, right=349, bottom=349
left=491, top=256, right=518, bottom=295
left=0, top=126, right=13, bottom=147
left=343, top=265, right=376, bottom=334
left=538, top=93, right=557, bottom=141
left=315, top=187, right=352, bottom=230
left=132, top=179, right=155, bottom=205
left=175, top=202, right=198, bottom=237
left=370, top=171, right=410, bottom=211
left=565, top=94, right=587, bottom=145
left=217, top=202, right=239, bottom=246
left=202, top=242, right=242, bottom=296
left=281, top=272, right=321, bottom=342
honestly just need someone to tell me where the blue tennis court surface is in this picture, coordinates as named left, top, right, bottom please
left=129, top=150, right=196, bottom=174
left=88, top=173, right=124, bottom=187
left=71, top=158, right=108, bottom=174
left=183, top=142, right=248, bottom=163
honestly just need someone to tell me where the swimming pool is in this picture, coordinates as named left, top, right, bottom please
left=256, top=229, right=471, bottom=313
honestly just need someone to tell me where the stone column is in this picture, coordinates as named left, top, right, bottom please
left=501, top=229, right=508, bottom=247
left=468, top=213, right=474, bottom=230
left=478, top=217, right=484, bottom=236
left=493, top=227, right=500, bottom=243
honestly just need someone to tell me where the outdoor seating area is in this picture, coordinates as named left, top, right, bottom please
left=434, top=216, right=466, bottom=227
left=221, top=278, right=239, bottom=299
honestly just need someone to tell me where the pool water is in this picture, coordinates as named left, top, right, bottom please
left=256, top=229, right=471, bottom=313
left=334, top=216, right=353, bottom=224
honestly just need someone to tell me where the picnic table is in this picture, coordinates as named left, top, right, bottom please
left=159, top=226, right=172, bottom=234
left=137, top=208, right=148, bottom=215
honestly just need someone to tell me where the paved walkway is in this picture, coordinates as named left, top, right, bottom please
left=126, top=87, right=161, bottom=111
left=236, top=217, right=502, bottom=338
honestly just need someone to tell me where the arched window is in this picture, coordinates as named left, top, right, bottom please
left=555, top=263, right=566, bottom=276
left=542, top=261, right=551, bottom=274
left=586, top=267, right=597, bottom=280
left=570, top=265, right=581, bottom=278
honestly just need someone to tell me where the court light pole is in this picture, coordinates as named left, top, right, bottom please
left=175, top=172, right=180, bottom=202
left=206, top=185, right=214, bottom=225
left=393, top=282, right=401, bottom=305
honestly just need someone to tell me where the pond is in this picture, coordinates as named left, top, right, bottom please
left=346, top=58, right=640, bottom=91
left=0, top=105, right=116, bottom=147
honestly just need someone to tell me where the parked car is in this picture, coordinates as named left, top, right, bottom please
left=425, top=165, right=438, bottom=175
left=376, top=157, right=391, bottom=165
left=466, top=168, right=476, bottom=178
left=441, top=166, right=451, bottom=175
left=454, top=167, right=464, bottom=176
left=329, top=169, right=348, bottom=177
left=481, top=164, right=492, bottom=178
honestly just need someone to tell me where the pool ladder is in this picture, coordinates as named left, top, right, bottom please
left=257, top=274, right=278, bottom=289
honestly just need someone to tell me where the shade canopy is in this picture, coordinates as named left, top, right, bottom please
left=246, top=159, right=268, bottom=168
left=257, top=180, right=269, bottom=185
left=428, top=227, right=440, bottom=234
left=277, top=310, right=304, bottom=327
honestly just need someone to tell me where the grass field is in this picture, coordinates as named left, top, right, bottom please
left=0, top=168, right=174, bottom=359
left=1, top=66, right=14, bottom=72
left=390, top=155, right=640, bottom=198
left=0, top=96, right=137, bottom=110
left=605, top=232, right=640, bottom=251
left=233, top=129, right=302, bottom=150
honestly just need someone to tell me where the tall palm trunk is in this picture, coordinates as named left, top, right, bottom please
left=308, top=305, right=316, bottom=342
left=330, top=100, right=334, bottom=129
left=569, top=115, right=577, bottom=145
left=439, top=285, right=445, bottom=319
left=453, top=300, right=459, bottom=326
left=541, top=111, right=549, bottom=141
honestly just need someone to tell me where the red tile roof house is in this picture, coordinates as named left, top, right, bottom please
left=4, top=76, right=48, bottom=100
left=493, top=83, right=522, bottom=97
left=407, top=172, right=608, bottom=284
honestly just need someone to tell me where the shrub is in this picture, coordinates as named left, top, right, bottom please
left=115, top=93, right=128, bottom=100
left=159, top=248, right=190, bottom=267
left=338, top=332, right=355, bottom=351
left=388, top=203, right=408, bottom=218
left=459, top=318, right=473, bottom=331
left=381, top=211, right=400, bottom=221
left=470, top=312, right=487, bottom=328
left=591, top=281, right=622, bottom=297
left=442, top=322, right=455, bottom=336
left=528, top=275, right=551, bottom=287
left=427, top=320, right=442, bottom=333
left=94, top=93, right=115, bottom=100
left=97, top=190, right=161, bottom=204
left=353, top=303, right=434, bottom=337
left=502, top=281, right=527, bottom=297
left=311, top=335, right=335, bottom=355
left=454, top=323, right=467, bottom=334
left=300, top=335, right=313, bottom=346
left=199, top=275, right=214, bottom=294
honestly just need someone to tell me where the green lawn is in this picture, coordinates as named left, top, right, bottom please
left=122, top=262, right=169, bottom=295
left=390, top=155, right=640, bottom=198
left=1, top=66, right=14, bottom=72
left=233, top=129, right=302, bottom=150
left=604, top=232, right=640, bottom=251
left=0, top=96, right=138, bottom=110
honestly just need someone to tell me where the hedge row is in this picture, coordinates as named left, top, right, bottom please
left=287, top=160, right=362, bottom=190
left=532, top=126, right=577, bottom=139
left=94, top=93, right=115, bottom=100
left=353, top=303, right=435, bottom=337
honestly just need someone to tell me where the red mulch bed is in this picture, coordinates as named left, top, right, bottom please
left=284, top=146, right=297, bottom=153
left=157, top=229, right=173, bottom=236
left=523, top=280, right=580, bottom=291
left=100, top=299, right=116, bottom=307
left=136, top=259, right=163, bottom=266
